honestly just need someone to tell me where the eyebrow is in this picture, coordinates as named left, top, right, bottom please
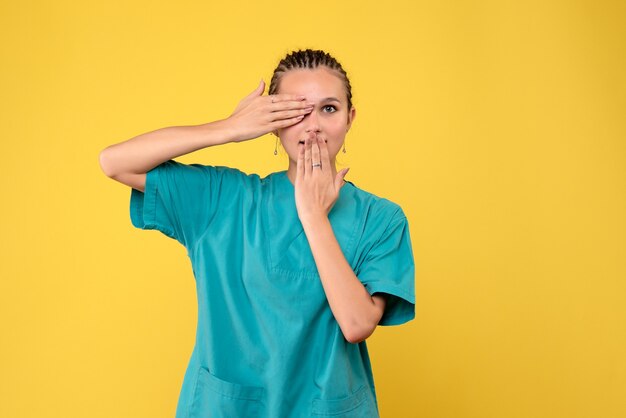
left=321, top=97, right=341, bottom=103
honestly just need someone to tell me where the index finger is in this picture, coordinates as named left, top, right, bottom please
left=268, top=93, right=306, bottom=103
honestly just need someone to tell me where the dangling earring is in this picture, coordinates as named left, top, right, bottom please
left=274, top=136, right=278, bottom=155
left=342, top=141, right=347, bottom=153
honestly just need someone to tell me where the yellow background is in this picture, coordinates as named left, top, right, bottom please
left=1, top=1, right=625, bottom=417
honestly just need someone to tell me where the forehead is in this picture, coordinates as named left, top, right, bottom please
left=277, top=67, right=346, bottom=102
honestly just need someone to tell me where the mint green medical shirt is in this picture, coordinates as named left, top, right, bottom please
left=130, top=159, right=415, bottom=418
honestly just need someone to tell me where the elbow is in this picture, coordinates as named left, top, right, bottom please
left=99, top=147, right=113, bottom=177
left=342, top=296, right=386, bottom=344
left=342, top=321, right=377, bottom=345
left=99, top=147, right=119, bottom=178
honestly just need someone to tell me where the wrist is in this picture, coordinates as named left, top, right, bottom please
left=300, top=212, right=329, bottom=230
left=200, top=117, right=241, bottom=144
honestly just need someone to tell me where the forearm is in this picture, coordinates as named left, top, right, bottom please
left=99, top=119, right=237, bottom=177
left=302, top=216, right=381, bottom=343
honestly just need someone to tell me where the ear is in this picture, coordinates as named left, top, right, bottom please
left=346, top=106, right=356, bottom=132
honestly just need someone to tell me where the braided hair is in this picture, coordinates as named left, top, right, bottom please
left=268, top=49, right=353, bottom=110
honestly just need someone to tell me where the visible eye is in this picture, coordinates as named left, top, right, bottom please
left=322, top=105, right=337, bottom=113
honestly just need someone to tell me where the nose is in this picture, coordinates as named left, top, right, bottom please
left=303, top=109, right=321, bottom=135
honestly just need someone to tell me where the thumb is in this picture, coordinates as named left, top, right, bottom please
left=243, top=79, right=265, bottom=101
left=335, top=167, right=350, bottom=190
left=252, top=79, right=265, bottom=97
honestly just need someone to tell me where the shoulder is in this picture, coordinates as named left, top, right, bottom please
left=156, top=160, right=262, bottom=186
left=342, top=179, right=406, bottom=223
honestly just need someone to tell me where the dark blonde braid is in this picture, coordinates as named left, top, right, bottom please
left=268, top=49, right=353, bottom=110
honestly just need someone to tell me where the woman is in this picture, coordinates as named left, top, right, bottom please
left=100, top=49, right=415, bottom=418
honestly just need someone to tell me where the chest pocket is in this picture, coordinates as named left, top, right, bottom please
left=268, top=211, right=359, bottom=279
left=271, top=229, right=320, bottom=278
left=262, top=180, right=361, bottom=279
